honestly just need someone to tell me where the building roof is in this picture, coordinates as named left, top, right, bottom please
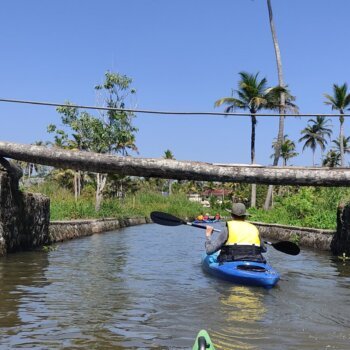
left=201, top=189, right=232, bottom=196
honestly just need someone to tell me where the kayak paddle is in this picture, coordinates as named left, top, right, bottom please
left=150, top=211, right=300, bottom=255
left=150, top=211, right=221, bottom=232
left=264, top=240, right=300, bottom=256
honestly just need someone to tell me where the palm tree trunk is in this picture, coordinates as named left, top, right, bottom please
left=74, top=171, right=78, bottom=202
left=251, top=114, right=257, bottom=208
left=78, top=171, right=81, bottom=197
left=95, top=173, right=107, bottom=212
left=168, top=179, right=172, bottom=195
left=313, top=150, right=316, bottom=167
left=340, top=113, right=345, bottom=166
left=264, top=0, right=286, bottom=210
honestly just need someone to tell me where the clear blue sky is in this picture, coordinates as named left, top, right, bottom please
left=1, top=0, right=350, bottom=166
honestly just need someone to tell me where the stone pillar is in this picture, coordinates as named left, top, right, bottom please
left=330, top=203, right=350, bottom=256
left=0, top=163, right=50, bottom=256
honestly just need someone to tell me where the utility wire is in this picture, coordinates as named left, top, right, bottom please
left=0, top=97, right=349, bottom=117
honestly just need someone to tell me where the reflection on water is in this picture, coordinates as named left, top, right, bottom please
left=0, top=224, right=350, bottom=349
left=212, top=286, right=266, bottom=350
left=219, top=286, right=266, bottom=322
left=0, top=251, right=49, bottom=329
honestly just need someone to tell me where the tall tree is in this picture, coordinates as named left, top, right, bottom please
left=48, top=71, right=138, bottom=211
left=163, top=149, right=175, bottom=195
left=93, top=72, right=138, bottom=210
left=299, top=116, right=332, bottom=166
left=322, top=150, right=341, bottom=168
left=264, top=0, right=288, bottom=210
left=332, top=135, right=350, bottom=157
left=48, top=106, right=96, bottom=200
left=324, top=83, right=350, bottom=166
left=271, top=135, right=298, bottom=166
left=215, top=71, right=289, bottom=208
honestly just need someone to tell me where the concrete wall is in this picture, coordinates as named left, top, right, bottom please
left=48, top=218, right=335, bottom=251
left=254, top=221, right=334, bottom=251
left=49, top=217, right=150, bottom=243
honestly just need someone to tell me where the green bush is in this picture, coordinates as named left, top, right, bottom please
left=249, top=187, right=350, bottom=230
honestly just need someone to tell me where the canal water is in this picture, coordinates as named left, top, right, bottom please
left=0, top=223, right=350, bottom=349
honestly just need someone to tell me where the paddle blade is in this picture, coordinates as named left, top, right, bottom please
left=271, top=241, right=300, bottom=255
left=150, top=211, right=185, bottom=226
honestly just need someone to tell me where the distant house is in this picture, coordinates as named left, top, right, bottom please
left=188, top=193, right=202, bottom=202
left=188, top=193, right=210, bottom=208
left=201, top=189, right=232, bottom=205
left=188, top=189, right=232, bottom=207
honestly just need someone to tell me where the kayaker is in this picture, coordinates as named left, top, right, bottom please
left=204, top=203, right=266, bottom=263
left=197, top=214, right=204, bottom=221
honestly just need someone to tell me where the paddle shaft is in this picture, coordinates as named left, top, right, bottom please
left=187, top=222, right=221, bottom=232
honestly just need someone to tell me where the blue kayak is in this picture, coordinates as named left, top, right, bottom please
left=202, top=252, right=280, bottom=289
left=193, top=219, right=219, bottom=224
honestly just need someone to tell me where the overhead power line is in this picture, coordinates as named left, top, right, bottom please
left=0, top=97, right=349, bottom=117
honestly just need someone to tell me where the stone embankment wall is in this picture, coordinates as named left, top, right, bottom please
left=0, top=168, right=50, bottom=256
left=254, top=221, right=334, bottom=251
left=49, top=217, right=150, bottom=243
left=48, top=219, right=335, bottom=251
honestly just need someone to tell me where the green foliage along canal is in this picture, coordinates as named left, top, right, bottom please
left=1, top=223, right=350, bottom=349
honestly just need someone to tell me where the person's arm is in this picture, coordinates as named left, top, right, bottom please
left=204, top=226, right=228, bottom=255
left=259, top=232, right=267, bottom=252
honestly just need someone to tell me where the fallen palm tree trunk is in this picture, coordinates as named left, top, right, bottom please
left=0, top=141, right=350, bottom=186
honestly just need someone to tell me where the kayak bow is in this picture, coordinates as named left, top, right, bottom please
left=192, top=329, right=216, bottom=350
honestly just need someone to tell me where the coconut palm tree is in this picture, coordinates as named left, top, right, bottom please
left=163, top=149, right=175, bottom=195
left=271, top=135, right=298, bottom=166
left=322, top=150, right=341, bottom=168
left=299, top=116, right=332, bottom=166
left=324, top=83, right=350, bottom=166
left=264, top=0, right=286, bottom=210
left=214, top=71, right=287, bottom=207
left=266, top=0, right=286, bottom=160
left=332, top=135, right=350, bottom=159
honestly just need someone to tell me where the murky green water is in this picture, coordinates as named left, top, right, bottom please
left=1, top=223, right=350, bottom=349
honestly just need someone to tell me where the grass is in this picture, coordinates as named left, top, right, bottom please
left=27, top=181, right=205, bottom=221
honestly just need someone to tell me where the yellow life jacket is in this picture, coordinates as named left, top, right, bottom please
left=225, top=220, right=261, bottom=246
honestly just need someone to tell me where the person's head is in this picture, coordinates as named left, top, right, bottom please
left=226, top=203, right=249, bottom=220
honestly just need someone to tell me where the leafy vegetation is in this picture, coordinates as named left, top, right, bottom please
left=28, top=180, right=204, bottom=221
left=249, top=186, right=350, bottom=230
left=26, top=178, right=350, bottom=231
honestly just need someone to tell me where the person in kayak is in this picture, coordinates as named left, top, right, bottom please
left=196, top=214, right=204, bottom=221
left=205, top=203, right=267, bottom=263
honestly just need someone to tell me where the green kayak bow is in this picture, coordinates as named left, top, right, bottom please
left=192, top=330, right=216, bottom=350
